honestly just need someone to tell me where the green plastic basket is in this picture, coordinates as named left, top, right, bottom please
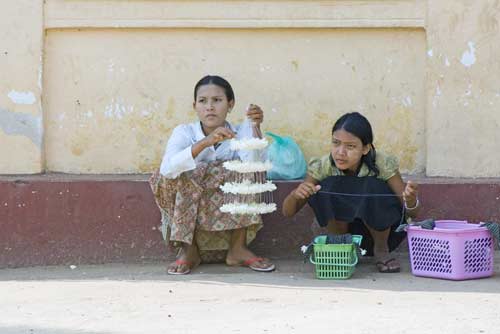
left=309, top=235, right=363, bottom=280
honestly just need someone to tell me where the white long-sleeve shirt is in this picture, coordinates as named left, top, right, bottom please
left=160, top=120, right=266, bottom=178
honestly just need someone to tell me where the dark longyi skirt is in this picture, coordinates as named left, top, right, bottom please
left=308, top=175, right=406, bottom=255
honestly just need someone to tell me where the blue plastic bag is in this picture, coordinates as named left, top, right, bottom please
left=265, top=132, right=307, bottom=180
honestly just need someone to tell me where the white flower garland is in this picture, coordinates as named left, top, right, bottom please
left=223, top=160, right=273, bottom=173
left=220, top=180, right=277, bottom=195
left=220, top=202, right=277, bottom=215
left=220, top=139, right=276, bottom=214
left=229, top=138, right=268, bottom=151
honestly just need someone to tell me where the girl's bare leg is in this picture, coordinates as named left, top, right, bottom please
left=167, top=240, right=201, bottom=274
left=326, top=219, right=349, bottom=234
left=365, top=224, right=400, bottom=273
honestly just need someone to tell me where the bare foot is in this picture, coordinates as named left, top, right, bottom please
left=226, top=247, right=275, bottom=272
left=167, top=243, right=201, bottom=275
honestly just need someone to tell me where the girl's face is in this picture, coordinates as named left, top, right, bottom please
left=193, top=84, right=234, bottom=132
left=331, top=129, right=371, bottom=174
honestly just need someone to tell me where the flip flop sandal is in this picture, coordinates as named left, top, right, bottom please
left=167, top=259, right=193, bottom=275
left=376, top=257, right=400, bottom=273
left=243, top=257, right=276, bottom=272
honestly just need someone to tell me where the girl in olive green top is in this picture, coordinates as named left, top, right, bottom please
left=282, top=112, right=419, bottom=273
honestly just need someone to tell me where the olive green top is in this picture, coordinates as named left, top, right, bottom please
left=307, top=151, right=399, bottom=182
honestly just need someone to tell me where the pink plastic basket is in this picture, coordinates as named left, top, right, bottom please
left=408, top=220, right=494, bottom=280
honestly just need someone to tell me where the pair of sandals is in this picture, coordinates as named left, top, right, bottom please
left=167, top=257, right=276, bottom=275
left=375, top=257, right=401, bottom=273
left=168, top=256, right=398, bottom=275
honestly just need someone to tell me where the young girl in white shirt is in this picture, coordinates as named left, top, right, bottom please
left=150, top=75, right=275, bottom=274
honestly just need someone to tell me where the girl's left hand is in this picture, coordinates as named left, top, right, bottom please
left=246, top=104, right=264, bottom=126
left=403, top=181, right=419, bottom=208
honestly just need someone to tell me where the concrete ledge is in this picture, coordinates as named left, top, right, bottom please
left=1, top=174, right=499, bottom=268
left=45, top=0, right=425, bottom=29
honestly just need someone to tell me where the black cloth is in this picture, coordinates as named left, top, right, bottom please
left=325, top=233, right=353, bottom=245
left=308, top=175, right=406, bottom=255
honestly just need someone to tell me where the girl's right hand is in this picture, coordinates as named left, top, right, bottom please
left=292, top=182, right=321, bottom=200
left=204, top=127, right=235, bottom=146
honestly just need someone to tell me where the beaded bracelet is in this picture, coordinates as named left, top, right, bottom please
left=404, top=198, right=420, bottom=210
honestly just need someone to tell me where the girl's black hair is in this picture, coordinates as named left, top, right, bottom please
left=332, top=112, right=379, bottom=176
left=193, top=75, right=235, bottom=102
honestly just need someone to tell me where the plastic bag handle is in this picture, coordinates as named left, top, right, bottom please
left=265, top=131, right=285, bottom=144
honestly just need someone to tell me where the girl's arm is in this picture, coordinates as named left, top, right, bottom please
left=386, top=172, right=420, bottom=218
left=192, top=127, right=235, bottom=157
left=160, top=125, right=197, bottom=178
left=160, top=125, right=234, bottom=178
left=282, top=175, right=321, bottom=217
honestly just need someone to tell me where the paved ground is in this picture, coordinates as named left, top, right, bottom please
left=1, top=252, right=499, bottom=334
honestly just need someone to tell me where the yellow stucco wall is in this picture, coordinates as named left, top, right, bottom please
left=1, top=0, right=500, bottom=177
left=0, top=0, right=43, bottom=173
left=426, top=1, right=500, bottom=177
left=44, top=28, right=425, bottom=173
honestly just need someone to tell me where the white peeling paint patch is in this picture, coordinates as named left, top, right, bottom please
left=402, top=96, right=412, bottom=107
left=0, top=108, right=42, bottom=147
left=271, top=108, right=278, bottom=113
left=38, top=65, right=42, bottom=89
left=460, top=42, right=476, bottom=67
left=38, top=55, right=43, bottom=90
left=104, top=97, right=134, bottom=119
left=259, top=65, right=272, bottom=72
left=8, top=90, right=36, bottom=105
left=140, top=102, right=160, bottom=117
left=108, top=59, right=115, bottom=73
left=85, top=111, right=93, bottom=118
left=427, top=49, right=433, bottom=57
left=435, top=86, right=442, bottom=96
left=445, top=57, right=450, bottom=67
left=433, top=86, right=442, bottom=107
left=465, top=83, right=472, bottom=96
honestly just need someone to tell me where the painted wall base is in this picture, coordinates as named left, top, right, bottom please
left=1, top=175, right=499, bottom=268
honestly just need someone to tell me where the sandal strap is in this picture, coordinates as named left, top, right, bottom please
left=174, top=259, right=192, bottom=266
left=243, top=257, right=264, bottom=266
